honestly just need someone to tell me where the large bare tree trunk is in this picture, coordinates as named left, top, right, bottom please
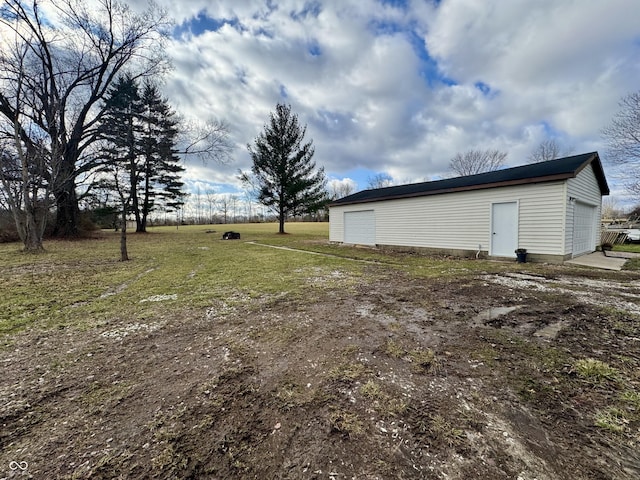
left=23, top=209, right=44, bottom=252
left=53, top=182, right=80, bottom=238
left=9, top=207, right=45, bottom=252
left=7, top=117, right=47, bottom=252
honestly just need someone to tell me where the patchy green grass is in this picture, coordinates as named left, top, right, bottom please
left=384, top=339, right=406, bottom=358
left=0, top=223, right=356, bottom=335
left=0, top=221, right=609, bottom=338
left=623, top=258, right=640, bottom=270
left=0, top=221, right=525, bottom=337
left=613, top=243, right=640, bottom=270
left=328, top=408, right=364, bottom=437
left=409, top=348, right=437, bottom=372
left=360, top=380, right=408, bottom=418
left=382, top=339, right=437, bottom=373
left=574, top=358, right=619, bottom=384
left=614, top=243, right=640, bottom=253
left=275, top=381, right=317, bottom=411
left=429, top=414, right=466, bottom=447
left=595, top=407, right=628, bottom=434
left=621, top=390, right=640, bottom=410
left=328, top=362, right=367, bottom=383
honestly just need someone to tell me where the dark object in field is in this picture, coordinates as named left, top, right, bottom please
left=222, top=231, right=241, bottom=240
left=515, top=248, right=527, bottom=263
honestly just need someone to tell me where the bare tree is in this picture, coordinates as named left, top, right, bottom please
left=626, top=181, right=640, bottom=209
left=327, top=178, right=357, bottom=199
left=0, top=0, right=171, bottom=238
left=601, top=197, right=622, bottom=221
left=243, top=190, right=254, bottom=222
left=205, top=189, right=216, bottom=223
left=602, top=91, right=640, bottom=201
left=179, top=118, right=233, bottom=164
left=603, top=92, right=640, bottom=164
left=0, top=138, right=51, bottom=251
left=528, top=139, right=573, bottom=163
left=230, top=195, right=238, bottom=223
left=449, top=149, right=507, bottom=177
left=366, top=173, right=393, bottom=189
left=0, top=43, right=56, bottom=251
left=194, top=185, right=202, bottom=224
left=218, top=195, right=232, bottom=224
left=111, top=165, right=132, bottom=261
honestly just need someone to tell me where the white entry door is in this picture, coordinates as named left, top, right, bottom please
left=491, top=202, right=518, bottom=257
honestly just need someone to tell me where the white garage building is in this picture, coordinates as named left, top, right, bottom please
left=329, top=152, right=609, bottom=263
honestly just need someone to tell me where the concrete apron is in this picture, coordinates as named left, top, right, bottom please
left=564, top=251, right=637, bottom=271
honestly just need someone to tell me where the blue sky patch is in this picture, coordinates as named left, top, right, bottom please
left=378, top=0, right=409, bottom=9
left=368, top=18, right=403, bottom=36
left=474, top=81, right=491, bottom=96
left=255, top=27, right=275, bottom=39
left=367, top=19, right=456, bottom=88
left=329, top=167, right=390, bottom=192
left=307, top=40, right=322, bottom=57
left=539, top=121, right=563, bottom=138
left=290, top=1, right=322, bottom=21
left=174, top=11, right=239, bottom=37
left=405, top=28, right=457, bottom=87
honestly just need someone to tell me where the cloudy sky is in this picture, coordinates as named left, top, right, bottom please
left=135, top=0, right=640, bottom=204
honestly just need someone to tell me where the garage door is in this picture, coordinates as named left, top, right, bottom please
left=344, top=210, right=375, bottom=245
left=572, top=202, right=596, bottom=256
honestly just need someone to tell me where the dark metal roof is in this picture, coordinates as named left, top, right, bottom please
left=330, top=152, right=609, bottom=206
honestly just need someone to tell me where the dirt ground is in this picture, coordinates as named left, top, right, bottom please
left=2, top=259, right=640, bottom=479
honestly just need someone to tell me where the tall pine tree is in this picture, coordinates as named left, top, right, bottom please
left=244, top=103, right=327, bottom=234
left=98, top=77, right=185, bottom=233
left=97, top=75, right=142, bottom=260
left=138, top=82, right=185, bottom=232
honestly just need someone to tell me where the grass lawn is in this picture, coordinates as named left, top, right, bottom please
left=1, top=221, right=524, bottom=337
left=4, top=222, right=637, bottom=337
left=0, top=223, right=337, bottom=335
left=613, top=242, right=640, bottom=269
left=2, top=222, right=640, bottom=479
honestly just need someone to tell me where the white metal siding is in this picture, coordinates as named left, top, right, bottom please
left=343, top=210, right=375, bottom=245
left=329, top=208, right=344, bottom=242
left=330, top=181, right=567, bottom=255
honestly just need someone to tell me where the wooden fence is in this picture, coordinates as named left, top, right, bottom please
left=600, top=230, right=628, bottom=245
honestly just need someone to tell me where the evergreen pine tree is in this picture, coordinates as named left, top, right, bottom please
left=98, top=78, right=185, bottom=233
left=245, top=103, right=327, bottom=234
left=97, top=75, right=143, bottom=260
left=138, top=82, right=185, bottom=232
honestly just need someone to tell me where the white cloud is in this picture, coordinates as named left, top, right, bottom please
left=327, top=177, right=358, bottom=199
left=424, top=0, right=640, bottom=140
left=139, top=0, right=640, bottom=204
